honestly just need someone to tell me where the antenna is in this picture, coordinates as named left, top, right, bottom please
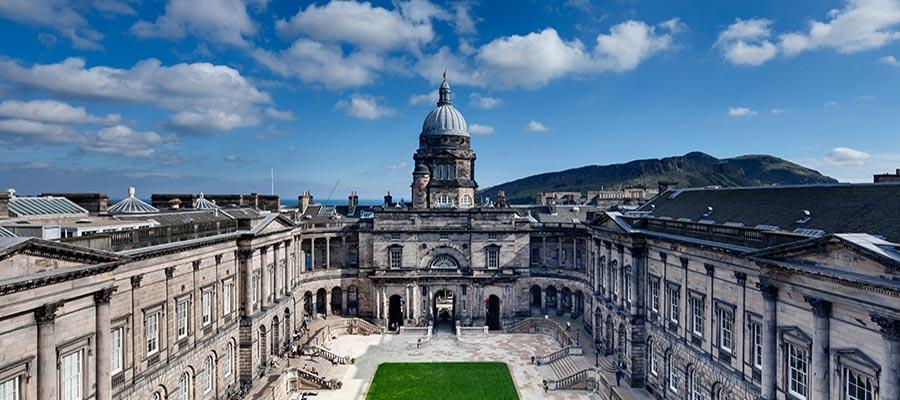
left=270, top=167, right=274, bottom=195
left=326, top=180, right=341, bottom=204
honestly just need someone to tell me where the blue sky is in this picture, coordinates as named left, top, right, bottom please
left=1, top=0, right=899, bottom=200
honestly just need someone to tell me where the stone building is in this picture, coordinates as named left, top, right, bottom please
left=0, top=77, right=898, bottom=400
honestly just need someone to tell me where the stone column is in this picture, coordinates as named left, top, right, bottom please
left=239, top=250, right=253, bottom=315
left=758, top=282, right=779, bottom=400
left=309, top=238, right=316, bottom=271
left=871, top=314, right=900, bottom=400
left=36, top=302, right=62, bottom=400
left=325, top=289, right=331, bottom=317
left=373, top=288, right=380, bottom=320
left=325, top=237, right=331, bottom=269
left=272, top=244, right=280, bottom=299
left=284, top=240, right=292, bottom=291
left=542, top=237, right=547, bottom=267
left=804, top=296, right=831, bottom=400
left=340, top=237, right=347, bottom=267
left=95, top=289, right=115, bottom=400
left=260, top=247, right=269, bottom=306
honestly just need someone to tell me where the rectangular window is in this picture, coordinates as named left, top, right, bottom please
left=624, top=271, right=632, bottom=302
left=649, top=344, right=658, bottom=376
left=719, top=309, right=734, bottom=352
left=844, top=369, right=875, bottom=400
left=751, top=321, right=762, bottom=369
left=111, top=327, right=123, bottom=374
left=691, top=297, right=705, bottom=336
left=487, top=248, right=499, bottom=269
left=347, top=248, right=358, bottom=266
left=440, top=233, right=449, bottom=241
left=649, top=280, right=659, bottom=313
left=223, top=281, right=233, bottom=315
left=251, top=275, right=258, bottom=305
left=146, top=312, right=159, bottom=355
left=223, top=346, right=233, bottom=377
left=61, top=350, right=82, bottom=400
left=176, top=300, right=189, bottom=339
left=787, top=343, right=809, bottom=399
left=390, top=233, right=400, bottom=241
left=202, top=290, right=212, bottom=326
left=390, top=247, right=402, bottom=269
left=0, top=376, right=19, bottom=400
left=531, top=248, right=540, bottom=265
left=488, top=233, right=498, bottom=241
left=669, top=287, right=681, bottom=324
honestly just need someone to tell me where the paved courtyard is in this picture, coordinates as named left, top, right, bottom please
left=292, top=332, right=601, bottom=400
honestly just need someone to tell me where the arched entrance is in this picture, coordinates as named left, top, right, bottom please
left=347, top=286, right=358, bottom=316
left=529, top=285, right=542, bottom=315
left=561, top=287, right=572, bottom=315
left=573, top=290, right=584, bottom=317
left=617, top=323, right=627, bottom=361
left=303, top=291, right=313, bottom=317
left=485, top=294, right=501, bottom=331
left=546, top=286, right=558, bottom=314
left=330, top=286, right=343, bottom=316
left=604, top=315, right=613, bottom=355
left=258, top=325, right=268, bottom=367
left=315, top=288, right=327, bottom=316
left=388, top=295, right=404, bottom=330
left=432, top=289, right=456, bottom=333
left=271, top=317, right=281, bottom=356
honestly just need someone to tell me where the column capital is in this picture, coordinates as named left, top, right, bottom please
left=679, top=257, right=689, bottom=268
left=130, top=274, right=143, bottom=288
left=757, top=281, right=779, bottom=301
left=871, top=314, right=900, bottom=341
left=803, top=296, right=832, bottom=318
left=733, top=271, right=747, bottom=285
left=35, top=302, right=63, bottom=324
left=238, top=248, right=253, bottom=260
left=165, top=266, right=176, bottom=279
left=94, top=287, right=116, bottom=304
left=192, top=259, right=201, bottom=271
left=629, top=247, right=647, bottom=258
left=704, top=263, right=715, bottom=276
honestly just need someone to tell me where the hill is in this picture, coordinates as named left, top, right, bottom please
left=479, top=152, right=837, bottom=204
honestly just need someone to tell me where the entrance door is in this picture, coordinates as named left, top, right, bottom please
left=485, top=295, right=501, bottom=331
left=388, top=295, right=404, bottom=329
left=432, top=289, right=456, bottom=333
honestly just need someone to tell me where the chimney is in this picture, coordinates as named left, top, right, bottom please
left=348, top=191, right=359, bottom=214
left=298, top=191, right=313, bottom=213
left=384, top=191, right=393, bottom=207
left=0, top=189, right=10, bottom=218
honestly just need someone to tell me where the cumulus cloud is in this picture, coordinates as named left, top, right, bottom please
left=594, top=19, right=683, bottom=71
left=0, top=0, right=104, bottom=49
left=131, top=0, right=257, bottom=47
left=0, top=57, right=277, bottom=134
left=0, top=117, right=170, bottom=159
left=89, top=125, right=168, bottom=158
left=409, top=90, right=438, bottom=106
left=264, top=107, right=294, bottom=121
left=335, top=94, right=395, bottom=120
left=251, top=39, right=383, bottom=90
left=779, top=0, right=900, bottom=55
left=469, top=123, right=494, bottom=135
left=525, top=120, right=550, bottom=132
left=468, top=93, right=503, bottom=109
left=824, top=100, right=840, bottom=108
left=879, top=55, right=900, bottom=65
left=825, top=147, right=870, bottom=165
left=771, top=108, right=786, bottom=114
left=715, top=18, right=779, bottom=66
left=728, top=107, right=759, bottom=117
left=0, top=99, right=121, bottom=125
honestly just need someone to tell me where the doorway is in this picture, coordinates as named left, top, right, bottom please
left=388, top=295, right=404, bottom=330
left=432, top=289, right=456, bottom=334
left=485, top=294, right=501, bottom=331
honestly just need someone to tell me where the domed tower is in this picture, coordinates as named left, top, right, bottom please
left=411, top=72, right=477, bottom=209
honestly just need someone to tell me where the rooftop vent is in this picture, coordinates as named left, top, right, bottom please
left=755, top=224, right=780, bottom=231
left=701, top=206, right=713, bottom=218
left=793, top=228, right=825, bottom=236
left=795, top=209, right=812, bottom=224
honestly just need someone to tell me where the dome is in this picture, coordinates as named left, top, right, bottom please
left=421, top=72, right=468, bottom=137
left=414, top=163, right=430, bottom=174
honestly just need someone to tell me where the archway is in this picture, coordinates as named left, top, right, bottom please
left=283, top=308, right=291, bottom=344
left=529, top=285, right=542, bottom=315
left=561, top=287, right=572, bottom=315
left=258, top=325, right=268, bottom=367
left=315, top=288, right=327, bottom=316
left=347, top=286, right=359, bottom=316
left=330, top=286, right=343, bottom=316
left=573, top=290, right=584, bottom=317
left=271, top=317, right=280, bottom=356
left=617, top=323, right=626, bottom=361
left=546, top=286, right=558, bottom=314
left=604, top=315, right=613, bottom=355
left=432, top=289, right=456, bottom=333
left=303, top=291, right=313, bottom=317
left=388, top=295, right=404, bottom=330
left=485, top=294, right=501, bottom=330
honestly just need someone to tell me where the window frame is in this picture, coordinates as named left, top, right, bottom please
left=716, top=302, right=736, bottom=353
left=223, top=343, right=234, bottom=378
left=667, top=353, right=678, bottom=393
left=202, top=356, right=213, bottom=393
left=59, top=348, right=83, bottom=400
left=648, top=276, right=660, bottom=313
left=146, top=310, right=160, bottom=356
left=689, top=292, right=705, bottom=337
left=201, top=288, right=213, bottom=327
left=0, top=375, right=19, bottom=400
left=176, top=298, right=190, bottom=340
left=110, top=326, right=124, bottom=374
left=222, top=279, right=234, bottom=316
left=786, top=341, right=810, bottom=400
left=389, top=246, right=403, bottom=269
left=666, top=282, right=681, bottom=325
left=486, top=246, right=500, bottom=269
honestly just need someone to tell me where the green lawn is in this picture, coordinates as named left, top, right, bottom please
left=366, top=362, right=519, bottom=400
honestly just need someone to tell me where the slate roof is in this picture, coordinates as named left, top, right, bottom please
left=639, top=183, right=900, bottom=242
left=8, top=196, right=88, bottom=217
left=514, top=205, right=604, bottom=225
left=116, top=210, right=233, bottom=226
left=0, top=227, right=15, bottom=238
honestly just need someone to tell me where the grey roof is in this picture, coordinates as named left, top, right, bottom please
left=421, top=76, right=468, bottom=137
left=0, top=227, right=15, bottom=238
left=117, top=209, right=232, bottom=226
left=8, top=195, right=88, bottom=217
left=639, top=183, right=900, bottom=242
left=195, top=193, right=218, bottom=210
left=107, top=187, right=159, bottom=214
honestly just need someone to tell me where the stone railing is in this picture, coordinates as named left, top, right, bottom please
left=302, top=318, right=383, bottom=354
left=545, top=368, right=600, bottom=391
left=311, top=345, right=351, bottom=365
left=506, top=318, right=577, bottom=347
left=456, top=326, right=489, bottom=336
left=398, top=326, right=431, bottom=336
left=534, top=346, right=577, bottom=365
left=291, top=368, right=331, bottom=390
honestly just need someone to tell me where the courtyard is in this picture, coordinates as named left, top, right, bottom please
left=366, top=362, right=518, bottom=400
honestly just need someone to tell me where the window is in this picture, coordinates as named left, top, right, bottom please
left=389, top=247, right=402, bottom=269
left=750, top=321, right=762, bottom=369
left=719, top=308, right=734, bottom=352
left=0, top=376, right=19, bottom=400
left=531, top=248, right=540, bottom=265
left=202, top=290, right=212, bottom=326
left=438, top=194, right=451, bottom=206
left=462, top=195, right=472, bottom=206
left=223, top=280, right=233, bottom=315
left=439, top=233, right=449, bottom=241
left=251, top=275, right=258, bottom=305
left=649, top=280, right=660, bottom=313
left=223, top=343, right=233, bottom=377
left=202, top=357, right=213, bottom=393
left=61, top=350, right=82, bottom=400
left=844, top=369, right=875, bottom=400
left=624, top=269, right=632, bottom=301
left=690, top=370, right=703, bottom=400
left=390, top=233, right=400, bottom=241
left=178, top=372, right=190, bottom=400
left=146, top=312, right=159, bottom=355
left=347, top=248, right=358, bottom=266
left=691, top=297, right=705, bottom=336
left=668, top=286, right=681, bottom=324
left=111, top=327, right=123, bottom=374
left=176, top=299, right=189, bottom=339
left=487, top=247, right=499, bottom=269
left=667, top=354, right=678, bottom=393
left=787, top=342, right=809, bottom=399
left=649, top=342, right=658, bottom=376
left=488, top=233, right=498, bottom=241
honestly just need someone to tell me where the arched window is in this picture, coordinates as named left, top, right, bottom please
left=178, top=373, right=190, bottom=400
left=430, top=254, right=459, bottom=269
left=154, top=392, right=162, bottom=400
left=648, top=340, right=657, bottom=376
left=202, top=357, right=213, bottom=393
left=690, top=369, right=703, bottom=400
left=667, top=353, right=678, bottom=393
left=223, top=343, right=233, bottom=378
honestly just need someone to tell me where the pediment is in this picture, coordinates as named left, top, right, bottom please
left=251, top=214, right=295, bottom=235
left=0, top=238, right=121, bottom=283
left=752, top=234, right=900, bottom=279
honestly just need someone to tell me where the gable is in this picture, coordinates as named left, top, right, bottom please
left=0, top=238, right=122, bottom=283
left=752, top=235, right=899, bottom=280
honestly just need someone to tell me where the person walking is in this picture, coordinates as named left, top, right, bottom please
left=566, top=321, right=571, bottom=332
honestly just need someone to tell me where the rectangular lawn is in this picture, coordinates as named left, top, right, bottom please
left=366, top=362, right=519, bottom=400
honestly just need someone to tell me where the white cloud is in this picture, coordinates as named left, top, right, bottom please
left=0, top=117, right=169, bottom=159
left=779, top=0, right=900, bottom=55
left=409, top=90, right=438, bottom=105
left=824, top=100, right=840, bottom=108
left=715, top=18, right=779, bottom=66
left=728, top=107, right=759, bottom=117
left=275, top=0, right=437, bottom=51
left=468, top=93, right=503, bottom=109
left=168, top=110, right=253, bottom=133
left=825, top=147, right=870, bottom=165
left=131, top=0, right=257, bottom=47
left=0, top=0, right=104, bottom=49
left=264, top=107, right=294, bottom=121
left=452, top=2, right=477, bottom=35
left=224, top=154, right=255, bottom=163
left=251, top=39, right=383, bottom=90
left=525, top=120, right=550, bottom=132
left=770, top=107, right=786, bottom=114
left=335, top=94, right=395, bottom=120
left=469, top=123, right=494, bottom=135
left=880, top=55, right=900, bottom=65
left=89, top=125, right=167, bottom=158
left=0, top=99, right=121, bottom=125
left=594, top=19, right=682, bottom=71
left=0, top=57, right=274, bottom=134
left=856, top=95, right=875, bottom=101
left=91, top=0, right=137, bottom=16
left=386, top=161, right=409, bottom=171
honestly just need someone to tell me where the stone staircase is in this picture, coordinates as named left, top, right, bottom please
left=597, top=355, right=618, bottom=373
left=550, top=356, right=582, bottom=380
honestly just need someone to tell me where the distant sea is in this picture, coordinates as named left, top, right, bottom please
left=117, top=198, right=384, bottom=208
